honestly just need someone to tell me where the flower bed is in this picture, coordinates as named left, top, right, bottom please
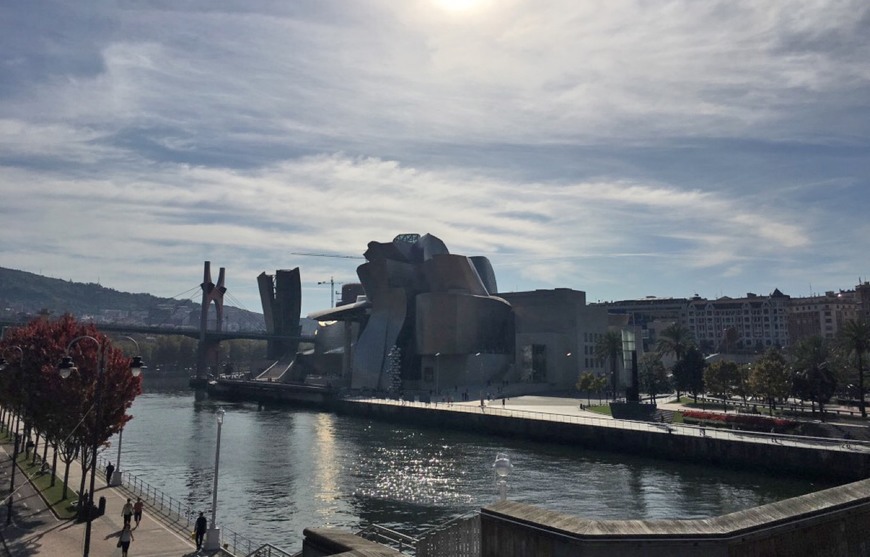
left=681, top=410, right=797, bottom=432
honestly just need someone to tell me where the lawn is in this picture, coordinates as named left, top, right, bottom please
left=1, top=432, right=79, bottom=519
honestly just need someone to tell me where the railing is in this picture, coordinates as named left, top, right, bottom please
left=245, top=544, right=299, bottom=557
left=416, top=511, right=480, bottom=557
left=96, top=454, right=283, bottom=556
left=345, top=397, right=870, bottom=453
left=357, top=523, right=419, bottom=555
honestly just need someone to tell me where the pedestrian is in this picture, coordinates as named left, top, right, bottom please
left=105, top=461, right=115, bottom=482
left=122, top=498, right=133, bottom=526
left=133, top=497, right=144, bottom=527
left=195, top=511, right=208, bottom=550
left=117, top=523, right=134, bottom=557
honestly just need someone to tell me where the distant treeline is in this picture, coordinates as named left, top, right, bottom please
left=132, top=335, right=267, bottom=372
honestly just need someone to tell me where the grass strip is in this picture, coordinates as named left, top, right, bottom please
left=16, top=452, right=79, bottom=519
left=1, top=430, right=79, bottom=519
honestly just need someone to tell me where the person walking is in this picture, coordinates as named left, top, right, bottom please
left=133, top=497, right=144, bottom=527
left=122, top=498, right=133, bottom=526
left=118, top=523, right=134, bottom=557
left=194, top=511, right=208, bottom=550
left=105, top=461, right=115, bottom=483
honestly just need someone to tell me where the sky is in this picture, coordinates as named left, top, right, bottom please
left=1, top=0, right=869, bottom=316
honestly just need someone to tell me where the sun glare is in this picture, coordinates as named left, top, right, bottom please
left=434, top=0, right=483, bottom=13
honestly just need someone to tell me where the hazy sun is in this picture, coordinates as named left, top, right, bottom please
left=434, top=0, right=483, bottom=13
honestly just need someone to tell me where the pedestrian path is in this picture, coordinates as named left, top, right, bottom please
left=0, top=436, right=227, bottom=557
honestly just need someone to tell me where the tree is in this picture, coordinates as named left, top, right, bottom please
left=595, top=331, right=623, bottom=400
left=719, top=326, right=740, bottom=354
left=656, top=323, right=694, bottom=362
left=734, top=364, right=751, bottom=404
left=638, top=353, right=668, bottom=402
left=704, top=360, right=740, bottom=412
left=673, top=346, right=706, bottom=403
left=0, top=315, right=142, bottom=501
left=576, top=371, right=597, bottom=406
left=838, top=319, right=870, bottom=418
left=749, top=348, right=790, bottom=416
left=790, top=336, right=837, bottom=419
left=656, top=323, right=695, bottom=400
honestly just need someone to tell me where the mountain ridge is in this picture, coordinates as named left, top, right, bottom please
left=0, top=266, right=264, bottom=331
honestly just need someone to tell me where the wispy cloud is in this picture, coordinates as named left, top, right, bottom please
left=1, top=0, right=868, bottom=311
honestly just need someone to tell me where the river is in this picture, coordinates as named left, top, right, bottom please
left=107, top=374, right=831, bottom=552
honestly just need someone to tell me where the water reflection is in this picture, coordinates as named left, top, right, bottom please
left=111, top=379, right=832, bottom=551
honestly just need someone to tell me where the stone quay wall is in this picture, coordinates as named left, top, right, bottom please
left=480, top=479, right=870, bottom=557
left=333, top=399, right=870, bottom=483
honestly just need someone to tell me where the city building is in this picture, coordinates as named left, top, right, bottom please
left=787, top=290, right=858, bottom=343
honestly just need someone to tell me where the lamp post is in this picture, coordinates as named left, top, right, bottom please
left=493, top=453, right=512, bottom=501
left=58, top=336, right=142, bottom=557
left=204, top=407, right=226, bottom=551
left=434, top=353, right=441, bottom=396
left=0, top=346, right=24, bottom=525
left=110, top=336, right=143, bottom=487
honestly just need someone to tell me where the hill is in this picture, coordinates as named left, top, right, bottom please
left=0, top=267, right=264, bottom=331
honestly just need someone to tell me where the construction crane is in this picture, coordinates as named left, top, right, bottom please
left=291, top=253, right=362, bottom=308
left=317, top=276, right=343, bottom=308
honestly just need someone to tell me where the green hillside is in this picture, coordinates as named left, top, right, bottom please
left=0, top=267, right=263, bottom=330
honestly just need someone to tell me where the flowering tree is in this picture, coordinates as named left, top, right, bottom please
left=0, top=315, right=142, bottom=499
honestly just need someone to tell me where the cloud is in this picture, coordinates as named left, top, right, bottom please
left=0, top=0, right=868, bottom=311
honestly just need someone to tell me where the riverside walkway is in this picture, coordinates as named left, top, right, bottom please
left=348, top=394, right=870, bottom=455
left=0, top=436, right=231, bottom=557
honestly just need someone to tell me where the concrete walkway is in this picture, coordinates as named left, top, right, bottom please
left=0, top=436, right=220, bottom=557
left=353, top=394, right=870, bottom=453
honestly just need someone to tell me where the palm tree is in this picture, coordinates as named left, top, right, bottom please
left=656, top=323, right=694, bottom=400
left=656, top=323, right=694, bottom=361
left=595, top=330, right=623, bottom=400
left=839, top=319, right=870, bottom=418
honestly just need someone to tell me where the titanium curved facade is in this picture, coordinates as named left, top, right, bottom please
left=350, top=233, right=513, bottom=391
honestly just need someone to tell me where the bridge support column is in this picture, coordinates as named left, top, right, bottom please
left=196, top=261, right=226, bottom=382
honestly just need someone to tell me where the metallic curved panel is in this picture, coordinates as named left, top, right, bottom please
left=470, top=256, right=498, bottom=295
left=415, top=233, right=450, bottom=261
left=364, top=240, right=413, bottom=263
left=416, top=292, right=513, bottom=355
left=258, top=267, right=301, bottom=360
left=422, top=254, right=489, bottom=296
left=351, top=287, right=408, bottom=390
left=357, top=259, right=421, bottom=305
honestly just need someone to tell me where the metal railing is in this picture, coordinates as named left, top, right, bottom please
left=346, top=397, right=870, bottom=453
left=357, top=523, right=419, bottom=555
left=416, top=512, right=480, bottom=557
left=245, top=544, right=299, bottom=557
left=96, top=454, right=286, bottom=556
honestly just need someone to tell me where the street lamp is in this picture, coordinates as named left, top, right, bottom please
left=0, top=346, right=24, bottom=525
left=493, top=453, right=512, bottom=501
left=58, top=336, right=143, bottom=557
left=110, top=336, right=144, bottom=487
left=205, top=407, right=226, bottom=551
left=434, top=353, right=441, bottom=396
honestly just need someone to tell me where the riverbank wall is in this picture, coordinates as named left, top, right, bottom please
left=480, top=478, right=870, bottom=557
left=333, top=399, right=870, bottom=483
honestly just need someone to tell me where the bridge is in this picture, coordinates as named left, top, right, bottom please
left=0, top=261, right=314, bottom=381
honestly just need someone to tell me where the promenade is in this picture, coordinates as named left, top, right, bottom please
left=351, top=394, right=870, bottom=454
left=0, top=436, right=225, bottom=557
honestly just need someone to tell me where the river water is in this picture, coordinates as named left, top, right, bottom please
left=108, top=375, right=831, bottom=552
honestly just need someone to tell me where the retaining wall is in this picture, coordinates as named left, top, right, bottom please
left=333, top=400, right=870, bottom=483
left=480, top=479, right=870, bottom=557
